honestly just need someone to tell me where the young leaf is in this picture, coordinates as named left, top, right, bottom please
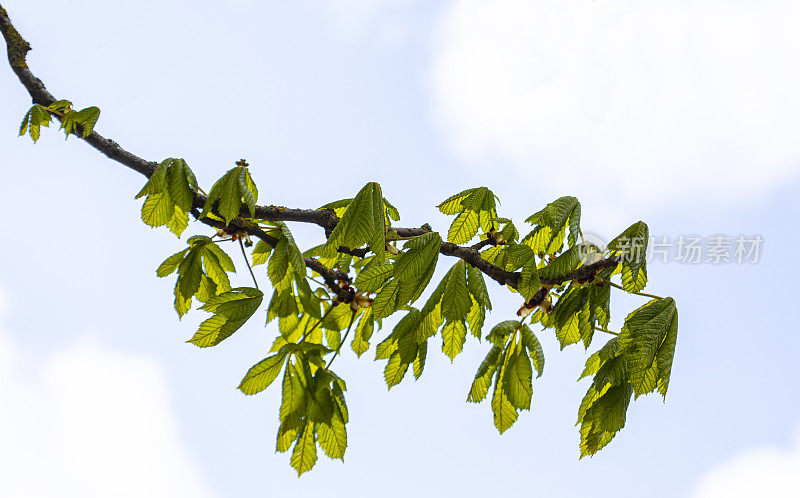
left=19, top=104, right=52, bottom=142
left=350, top=310, right=374, bottom=357
left=491, top=348, right=519, bottom=434
left=619, top=297, right=678, bottom=398
left=503, top=349, right=533, bottom=410
left=468, top=346, right=502, bottom=403
left=238, top=351, right=290, bottom=395
left=441, top=261, right=472, bottom=322
left=441, top=320, right=467, bottom=362
left=290, top=422, right=318, bottom=476
left=187, top=288, right=263, bottom=347
left=607, top=221, right=649, bottom=292
left=317, top=407, right=347, bottom=461
left=201, top=162, right=259, bottom=224
left=75, top=106, right=100, bottom=137
left=525, top=196, right=582, bottom=249
left=325, top=182, right=386, bottom=264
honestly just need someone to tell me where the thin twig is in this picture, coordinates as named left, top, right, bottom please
left=595, top=326, right=619, bottom=336
left=239, top=238, right=259, bottom=290
left=325, top=309, right=358, bottom=370
left=605, top=280, right=663, bottom=300
left=300, top=305, right=336, bottom=343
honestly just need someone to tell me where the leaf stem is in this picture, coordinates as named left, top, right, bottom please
left=300, top=305, right=335, bottom=343
left=239, top=238, right=259, bottom=290
left=325, top=309, right=358, bottom=370
left=605, top=280, right=663, bottom=300
left=595, top=326, right=620, bottom=336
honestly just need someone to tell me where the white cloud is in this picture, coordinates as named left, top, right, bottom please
left=693, top=424, right=800, bottom=498
left=431, top=0, right=800, bottom=225
left=0, top=293, right=215, bottom=498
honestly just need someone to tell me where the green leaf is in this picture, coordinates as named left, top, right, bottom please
left=520, top=325, right=545, bottom=377
left=280, top=358, right=307, bottom=419
left=325, top=182, right=386, bottom=264
left=393, top=233, right=441, bottom=282
left=19, top=104, right=53, bottom=142
left=75, top=106, right=100, bottom=137
left=372, top=279, right=401, bottom=320
left=251, top=240, right=273, bottom=266
left=448, top=210, right=480, bottom=244
left=486, top=320, right=518, bottom=348
left=539, top=243, right=586, bottom=281
left=503, top=349, right=533, bottom=410
left=156, top=248, right=189, bottom=277
left=269, top=238, right=291, bottom=285
left=619, top=297, right=678, bottom=398
left=187, top=288, right=263, bottom=347
left=491, top=348, right=519, bottom=434
left=608, top=221, right=649, bottom=292
left=290, top=422, right=318, bottom=476
left=201, top=163, right=259, bottom=224
left=354, top=264, right=393, bottom=293
left=468, top=346, right=502, bottom=403
left=141, top=192, right=174, bottom=227
left=525, top=196, right=582, bottom=249
left=135, top=158, right=197, bottom=236
left=465, top=297, right=485, bottom=338
left=466, top=264, right=492, bottom=310
left=384, top=351, right=410, bottom=389
left=350, top=310, right=374, bottom=357
left=437, top=187, right=478, bottom=215
left=579, top=338, right=620, bottom=381
left=579, top=384, right=633, bottom=458
left=238, top=352, right=289, bottom=395
left=442, top=261, right=472, bottom=322
left=441, top=320, right=467, bottom=361
left=413, top=340, right=428, bottom=379
left=317, top=407, right=347, bottom=461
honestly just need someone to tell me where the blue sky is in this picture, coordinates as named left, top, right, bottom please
left=1, top=1, right=799, bottom=497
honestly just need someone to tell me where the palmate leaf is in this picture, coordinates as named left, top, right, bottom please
left=491, top=347, right=518, bottom=434
left=442, top=260, right=472, bottom=322
left=577, top=336, right=634, bottom=457
left=350, top=309, right=374, bottom=357
left=549, top=286, right=588, bottom=349
left=136, top=158, right=198, bottom=236
left=438, top=187, right=498, bottom=244
left=579, top=384, right=633, bottom=457
left=158, top=236, right=237, bottom=317
left=520, top=324, right=545, bottom=377
left=503, top=348, right=533, bottom=411
left=325, top=182, right=386, bottom=263
left=607, top=221, right=649, bottom=292
left=187, top=287, right=263, bottom=347
left=525, top=196, right=582, bottom=250
left=467, top=346, right=502, bottom=403
left=321, top=195, right=400, bottom=223
left=291, top=422, right=318, bottom=476
left=441, top=320, right=467, bottom=361
left=201, top=162, right=259, bottom=224
left=466, top=264, right=492, bottom=310
left=238, top=350, right=290, bottom=395
left=619, top=297, right=678, bottom=398
left=19, top=104, right=52, bottom=142
left=354, top=264, right=393, bottom=294
left=317, top=406, right=347, bottom=460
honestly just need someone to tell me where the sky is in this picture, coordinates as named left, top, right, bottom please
left=1, top=1, right=799, bottom=497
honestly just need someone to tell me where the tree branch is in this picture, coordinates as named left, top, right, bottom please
left=0, top=5, right=621, bottom=302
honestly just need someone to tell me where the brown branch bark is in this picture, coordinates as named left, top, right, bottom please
left=0, top=4, right=621, bottom=302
